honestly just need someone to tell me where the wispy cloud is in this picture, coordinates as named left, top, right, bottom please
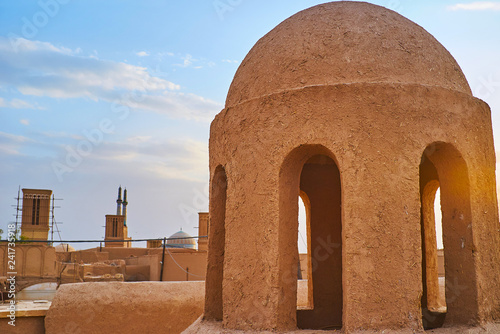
left=0, top=37, right=222, bottom=121
left=10, top=98, right=43, bottom=109
left=0, top=37, right=178, bottom=95
left=73, top=137, right=209, bottom=182
left=0, top=131, right=33, bottom=155
left=0, top=97, right=44, bottom=110
left=39, top=131, right=85, bottom=140
left=0, top=131, right=32, bottom=143
left=448, top=2, right=500, bottom=11
left=175, top=54, right=195, bottom=68
left=127, top=135, right=152, bottom=143
left=136, top=51, right=149, bottom=57
left=125, top=91, right=222, bottom=121
left=20, top=119, right=29, bottom=125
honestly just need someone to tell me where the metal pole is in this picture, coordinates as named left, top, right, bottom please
left=15, top=186, right=20, bottom=238
left=160, top=237, right=166, bottom=281
left=51, top=194, right=55, bottom=244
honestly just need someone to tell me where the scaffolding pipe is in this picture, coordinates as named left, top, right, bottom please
left=160, top=237, right=166, bottom=282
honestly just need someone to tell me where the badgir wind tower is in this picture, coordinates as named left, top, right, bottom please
left=104, top=186, right=131, bottom=247
left=192, top=2, right=500, bottom=333
left=20, top=189, right=52, bottom=241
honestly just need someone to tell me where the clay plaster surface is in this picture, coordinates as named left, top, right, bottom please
left=45, top=281, right=205, bottom=334
left=205, top=1, right=500, bottom=332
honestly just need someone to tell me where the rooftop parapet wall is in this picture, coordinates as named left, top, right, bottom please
left=45, top=281, right=205, bottom=334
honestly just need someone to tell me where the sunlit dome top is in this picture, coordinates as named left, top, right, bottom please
left=226, top=1, right=471, bottom=107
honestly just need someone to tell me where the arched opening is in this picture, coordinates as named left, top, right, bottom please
left=278, top=145, right=342, bottom=330
left=296, top=154, right=342, bottom=330
left=420, top=142, right=477, bottom=329
left=420, top=178, right=446, bottom=328
left=434, top=188, right=446, bottom=312
left=297, top=192, right=312, bottom=309
left=204, top=165, right=227, bottom=321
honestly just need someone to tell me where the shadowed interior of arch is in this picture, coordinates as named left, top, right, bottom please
left=204, top=165, right=227, bottom=321
left=296, top=154, right=342, bottom=330
left=420, top=178, right=447, bottom=329
left=419, top=142, right=477, bottom=329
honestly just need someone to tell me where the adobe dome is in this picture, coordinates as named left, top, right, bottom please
left=167, top=230, right=196, bottom=249
left=226, top=1, right=471, bottom=107
left=55, top=243, right=75, bottom=252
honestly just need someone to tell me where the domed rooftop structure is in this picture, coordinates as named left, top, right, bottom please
left=55, top=243, right=75, bottom=252
left=166, top=230, right=196, bottom=249
left=203, top=1, right=500, bottom=332
left=226, top=1, right=471, bottom=107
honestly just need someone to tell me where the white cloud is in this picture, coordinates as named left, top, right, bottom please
left=156, top=51, right=175, bottom=59
left=0, top=37, right=179, bottom=95
left=0, top=97, right=43, bottom=110
left=20, top=119, right=29, bottom=125
left=0, top=37, right=222, bottom=121
left=39, top=131, right=85, bottom=140
left=136, top=51, right=149, bottom=57
left=173, top=54, right=216, bottom=70
left=129, top=91, right=222, bottom=121
left=11, top=98, right=43, bottom=109
left=448, top=2, right=500, bottom=11
left=79, top=137, right=209, bottom=182
left=0, top=146, right=21, bottom=156
left=1, top=38, right=75, bottom=55
left=0, top=131, right=32, bottom=143
left=0, top=131, right=33, bottom=155
left=127, top=135, right=152, bottom=143
left=176, top=54, right=195, bottom=68
left=222, top=59, right=239, bottom=64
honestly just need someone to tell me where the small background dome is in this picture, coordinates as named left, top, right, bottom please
left=226, top=1, right=471, bottom=107
left=55, top=243, right=75, bottom=252
left=167, top=230, right=196, bottom=249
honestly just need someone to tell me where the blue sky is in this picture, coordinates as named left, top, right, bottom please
left=1, top=0, right=499, bottom=250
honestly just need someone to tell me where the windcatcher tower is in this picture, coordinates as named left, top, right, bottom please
left=20, top=188, right=52, bottom=241
left=197, top=212, right=209, bottom=251
left=105, top=186, right=131, bottom=247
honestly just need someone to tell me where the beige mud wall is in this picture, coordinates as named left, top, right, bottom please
left=0, top=316, right=45, bottom=334
left=45, top=281, right=205, bottom=334
left=208, top=84, right=500, bottom=331
left=0, top=244, right=56, bottom=278
left=162, top=252, right=207, bottom=281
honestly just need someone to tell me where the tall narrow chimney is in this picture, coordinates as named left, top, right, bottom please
left=116, top=186, right=122, bottom=215
left=122, top=188, right=128, bottom=226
